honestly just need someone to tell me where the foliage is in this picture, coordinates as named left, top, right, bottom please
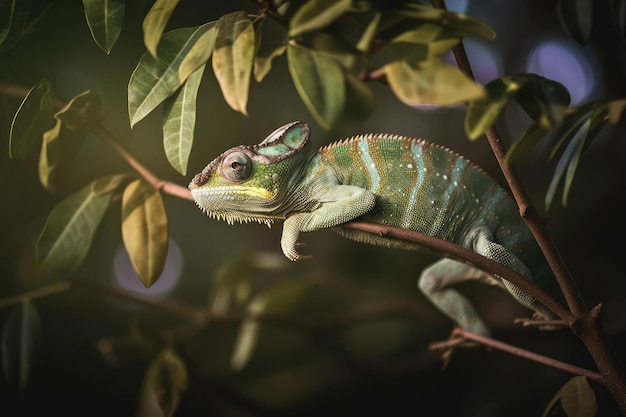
left=0, top=0, right=624, bottom=416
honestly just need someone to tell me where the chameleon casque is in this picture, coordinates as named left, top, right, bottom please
left=189, top=121, right=555, bottom=335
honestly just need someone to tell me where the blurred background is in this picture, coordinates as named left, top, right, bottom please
left=0, top=0, right=625, bottom=416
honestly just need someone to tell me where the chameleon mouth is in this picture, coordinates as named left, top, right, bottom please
left=190, top=186, right=273, bottom=200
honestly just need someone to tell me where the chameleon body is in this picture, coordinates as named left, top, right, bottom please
left=189, top=121, right=555, bottom=335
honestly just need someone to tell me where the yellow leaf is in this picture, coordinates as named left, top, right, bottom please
left=212, top=12, right=255, bottom=115
left=121, top=180, right=168, bottom=288
left=384, top=59, right=484, bottom=106
left=142, top=0, right=181, bottom=58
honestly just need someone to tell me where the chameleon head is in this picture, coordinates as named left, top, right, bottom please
left=189, top=121, right=313, bottom=225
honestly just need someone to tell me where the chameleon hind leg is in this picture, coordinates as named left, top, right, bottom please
left=472, top=229, right=556, bottom=321
left=418, top=259, right=502, bottom=336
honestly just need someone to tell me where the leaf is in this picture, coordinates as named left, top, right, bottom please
left=210, top=252, right=288, bottom=314
left=212, top=11, right=255, bottom=115
left=163, top=65, right=204, bottom=175
left=289, top=0, right=352, bottom=37
left=1, top=301, right=41, bottom=395
left=9, top=80, right=55, bottom=159
left=253, top=19, right=288, bottom=82
left=136, top=347, right=188, bottom=417
left=396, top=4, right=495, bottom=40
left=356, top=12, right=381, bottom=52
left=383, top=58, right=484, bottom=106
left=545, top=118, right=590, bottom=210
left=287, top=43, right=345, bottom=129
left=231, top=278, right=316, bottom=370
left=39, top=90, right=104, bottom=191
left=607, top=99, right=626, bottom=123
left=177, top=22, right=216, bottom=83
left=543, top=376, right=597, bottom=417
left=37, top=180, right=113, bottom=276
left=230, top=298, right=265, bottom=371
left=82, top=0, right=125, bottom=54
left=512, top=73, right=570, bottom=128
left=128, top=22, right=214, bottom=127
left=122, top=179, right=168, bottom=288
left=0, top=0, right=30, bottom=51
left=549, top=105, right=593, bottom=160
left=91, top=172, right=136, bottom=196
left=343, top=72, right=375, bottom=119
left=142, top=0, right=180, bottom=58
left=557, top=0, right=593, bottom=45
left=504, top=122, right=550, bottom=165
left=465, top=76, right=523, bottom=139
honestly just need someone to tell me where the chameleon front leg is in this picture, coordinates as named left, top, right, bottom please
left=281, top=185, right=376, bottom=261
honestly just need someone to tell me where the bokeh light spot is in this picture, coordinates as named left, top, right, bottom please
left=527, top=38, right=597, bottom=105
left=113, top=238, right=183, bottom=299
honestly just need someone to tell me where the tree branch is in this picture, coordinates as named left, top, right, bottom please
left=429, top=0, right=626, bottom=411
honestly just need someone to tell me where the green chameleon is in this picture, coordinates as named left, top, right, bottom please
left=189, top=121, right=555, bottom=335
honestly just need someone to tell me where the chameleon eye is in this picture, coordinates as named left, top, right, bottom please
left=221, top=152, right=252, bottom=182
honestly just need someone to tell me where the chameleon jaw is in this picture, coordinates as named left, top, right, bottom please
left=190, top=185, right=274, bottom=200
left=190, top=186, right=277, bottom=227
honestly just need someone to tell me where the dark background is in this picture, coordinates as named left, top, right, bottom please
left=1, top=0, right=625, bottom=416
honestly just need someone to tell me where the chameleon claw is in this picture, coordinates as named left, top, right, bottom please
left=285, top=243, right=312, bottom=261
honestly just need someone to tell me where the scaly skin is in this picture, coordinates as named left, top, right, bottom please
left=189, top=121, right=555, bottom=335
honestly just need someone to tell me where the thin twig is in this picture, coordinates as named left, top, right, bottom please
left=0, top=282, right=72, bottom=308
left=430, top=328, right=603, bottom=382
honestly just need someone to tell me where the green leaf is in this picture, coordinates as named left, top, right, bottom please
left=37, top=180, right=113, bottom=276
left=82, top=0, right=125, bottom=54
left=396, top=4, right=495, bottom=40
left=142, top=0, right=180, bottom=58
left=136, top=347, right=188, bottom=417
left=465, top=77, right=522, bottom=139
left=543, top=376, right=597, bottom=417
left=177, top=22, right=216, bottom=83
left=212, top=11, right=255, bottom=115
left=253, top=18, right=288, bottom=82
left=91, top=172, right=136, bottom=196
left=384, top=58, right=484, bottom=106
left=356, top=12, right=381, bottom=52
left=9, top=80, right=55, bottom=159
left=1, top=301, right=41, bottom=395
left=289, top=0, right=352, bottom=37
left=0, top=0, right=29, bottom=51
left=39, top=91, right=104, bottom=191
left=122, top=179, right=168, bottom=288
left=210, top=252, right=288, bottom=314
left=310, top=32, right=357, bottom=68
left=512, top=73, right=570, bottom=128
left=287, top=43, right=345, bottom=129
left=231, top=278, right=316, bottom=370
left=163, top=65, right=204, bottom=175
left=230, top=298, right=265, bottom=371
left=343, top=72, right=375, bottom=119
left=549, top=105, right=593, bottom=160
left=557, top=0, right=593, bottom=45
left=545, top=118, right=590, bottom=210
left=504, top=122, right=550, bottom=165
left=128, top=22, right=214, bottom=127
